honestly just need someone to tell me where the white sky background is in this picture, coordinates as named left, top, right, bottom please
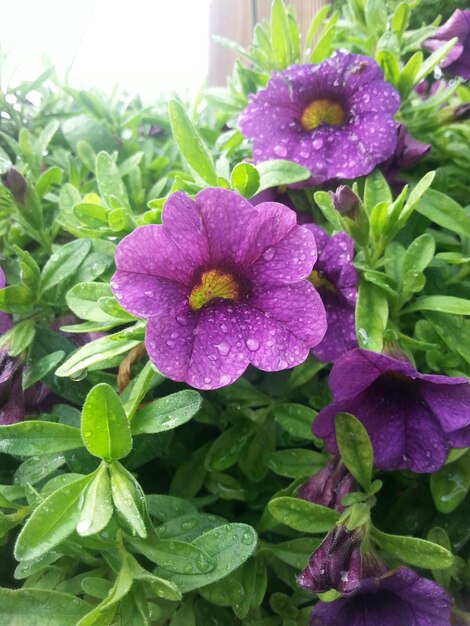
left=0, top=0, right=211, bottom=100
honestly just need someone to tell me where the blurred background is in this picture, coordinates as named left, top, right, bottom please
left=0, top=0, right=469, bottom=100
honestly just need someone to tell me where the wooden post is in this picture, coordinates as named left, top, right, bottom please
left=208, top=0, right=328, bottom=86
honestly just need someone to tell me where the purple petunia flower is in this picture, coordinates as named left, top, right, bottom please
left=298, top=525, right=362, bottom=596
left=304, top=224, right=357, bottom=362
left=0, top=350, right=24, bottom=424
left=111, top=188, right=327, bottom=390
left=423, top=9, right=470, bottom=80
left=313, top=349, right=470, bottom=473
left=239, top=51, right=400, bottom=186
left=310, top=566, right=452, bottom=626
left=298, top=456, right=355, bottom=513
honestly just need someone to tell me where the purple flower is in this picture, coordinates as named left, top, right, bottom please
left=423, top=9, right=470, bottom=80
left=392, top=125, right=431, bottom=170
left=239, top=52, right=400, bottom=186
left=0, top=267, right=12, bottom=336
left=298, top=525, right=362, bottom=596
left=298, top=457, right=355, bottom=513
left=313, top=349, right=470, bottom=473
left=304, top=224, right=357, bottom=362
left=111, top=188, right=327, bottom=390
left=310, top=566, right=451, bottom=626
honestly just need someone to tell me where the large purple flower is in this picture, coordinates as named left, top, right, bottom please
left=423, top=9, right=470, bottom=80
left=239, top=51, right=400, bottom=185
left=304, top=224, right=357, bottom=362
left=310, top=566, right=451, bottom=626
left=111, top=188, right=327, bottom=390
left=313, top=349, right=470, bottom=473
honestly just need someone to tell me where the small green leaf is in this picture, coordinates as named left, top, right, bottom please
left=66, top=282, right=116, bottom=323
left=156, top=523, right=257, bottom=592
left=109, top=462, right=146, bottom=538
left=168, top=99, right=217, bottom=186
left=403, top=296, right=470, bottom=316
left=273, top=403, right=316, bottom=440
left=356, top=280, right=388, bottom=351
left=0, top=589, right=90, bottom=626
left=372, top=528, right=454, bottom=569
left=266, top=449, right=324, bottom=479
left=271, top=0, right=293, bottom=69
left=0, top=421, right=83, bottom=456
left=335, top=413, right=373, bottom=491
left=132, top=390, right=202, bottom=435
left=230, top=162, right=260, bottom=197
left=257, top=160, right=310, bottom=192
left=364, top=170, right=392, bottom=215
left=415, top=189, right=470, bottom=238
left=15, top=474, right=92, bottom=561
left=81, top=383, right=132, bottom=461
left=23, top=351, right=65, bottom=389
left=76, top=463, right=113, bottom=536
left=402, top=234, right=435, bottom=275
left=0, top=319, right=35, bottom=356
left=95, top=151, right=130, bottom=209
left=268, top=496, right=339, bottom=533
left=0, top=285, right=32, bottom=314
left=431, top=451, right=470, bottom=514
left=40, top=240, right=91, bottom=294
left=314, top=190, right=343, bottom=230
left=128, top=536, right=215, bottom=574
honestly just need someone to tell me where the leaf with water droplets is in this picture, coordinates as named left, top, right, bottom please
left=371, top=528, right=454, bottom=570
left=128, top=536, right=215, bottom=574
left=15, top=474, right=92, bottom=561
left=40, top=239, right=91, bottom=295
left=0, top=589, right=91, bottom=625
left=155, top=523, right=257, bottom=592
left=77, top=463, right=113, bottom=536
left=268, top=496, right=339, bottom=533
left=81, top=383, right=132, bottom=461
left=0, top=421, right=84, bottom=457
left=109, top=462, right=146, bottom=538
left=131, top=390, right=202, bottom=435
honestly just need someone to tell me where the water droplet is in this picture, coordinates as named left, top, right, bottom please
left=216, top=341, right=230, bottom=356
left=241, top=530, right=254, bottom=545
left=273, top=144, right=287, bottom=157
left=77, top=519, right=92, bottom=534
left=312, top=138, right=324, bottom=150
left=246, top=338, right=260, bottom=352
left=263, top=247, right=275, bottom=261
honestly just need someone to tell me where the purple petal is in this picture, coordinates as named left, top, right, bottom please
left=248, top=224, right=317, bottom=286
left=313, top=296, right=357, bottom=362
left=111, top=272, right=188, bottom=319
left=419, top=379, right=470, bottom=434
left=145, top=303, right=249, bottom=390
left=250, top=281, right=327, bottom=353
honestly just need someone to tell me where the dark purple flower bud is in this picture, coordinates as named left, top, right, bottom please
left=328, top=186, right=360, bottom=219
left=299, top=457, right=355, bottom=512
left=1, top=167, right=27, bottom=205
left=297, top=525, right=362, bottom=596
left=0, top=349, right=25, bottom=425
left=394, top=125, right=431, bottom=170
left=452, top=102, right=470, bottom=122
left=423, top=9, right=470, bottom=80
left=314, top=348, right=470, bottom=473
left=310, top=566, right=452, bottom=625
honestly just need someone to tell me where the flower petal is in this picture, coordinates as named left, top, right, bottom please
left=419, top=379, right=470, bottom=433
left=313, top=296, right=357, bottom=362
left=112, top=272, right=188, bottom=319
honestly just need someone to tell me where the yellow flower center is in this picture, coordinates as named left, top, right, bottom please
left=300, top=99, right=345, bottom=131
left=309, top=270, right=336, bottom=293
left=189, top=269, right=240, bottom=311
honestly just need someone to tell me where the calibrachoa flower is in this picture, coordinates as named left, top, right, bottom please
left=310, top=566, right=452, bottom=625
left=239, top=51, right=400, bottom=185
left=313, top=349, right=470, bottom=473
left=298, top=457, right=354, bottom=513
left=423, top=9, right=470, bottom=80
left=297, top=525, right=362, bottom=596
left=304, top=224, right=357, bottom=362
left=111, top=188, right=327, bottom=390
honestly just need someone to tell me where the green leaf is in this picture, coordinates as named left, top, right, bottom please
left=335, top=413, right=373, bottom=491
left=23, top=351, right=65, bottom=389
left=313, top=190, right=343, bottom=231
left=372, top=528, right=454, bottom=569
left=0, top=421, right=83, bottom=456
left=0, top=285, right=32, bottom=314
left=15, top=474, right=92, bottom=561
left=364, top=170, right=392, bottom=215
left=431, top=451, right=470, bottom=514
left=81, top=383, right=132, bottom=461
left=66, top=282, right=117, bottom=323
left=95, top=151, right=130, bottom=209
left=0, top=589, right=90, bottom=626
left=308, top=13, right=337, bottom=63
left=273, top=403, right=316, bottom=440
left=40, top=240, right=91, bottom=294
left=76, top=463, right=113, bottom=536
left=402, top=234, right=435, bottom=275
left=109, top=462, right=146, bottom=538
left=403, top=296, right=470, bottom=316
left=265, top=449, right=324, bottom=479
left=0, top=319, right=35, bottom=356
left=168, top=99, right=217, bottom=186
left=36, top=166, right=62, bottom=199
left=415, top=37, right=458, bottom=84
left=270, top=0, right=293, bottom=69
left=397, top=171, right=435, bottom=226
left=156, top=523, right=257, bottom=592
left=132, top=390, right=202, bottom=435
left=356, top=280, right=388, bottom=351
left=230, top=162, right=260, bottom=197
left=268, top=496, right=339, bottom=533
left=415, top=189, right=470, bottom=238
left=55, top=329, right=141, bottom=378
left=128, top=536, right=215, bottom=574
left=257, top=160, right=310, bottom=192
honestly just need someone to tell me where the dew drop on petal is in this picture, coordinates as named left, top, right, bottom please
left=215, top=341, right=231, bottom=356
left=246, top=338, right=260, bottom=352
